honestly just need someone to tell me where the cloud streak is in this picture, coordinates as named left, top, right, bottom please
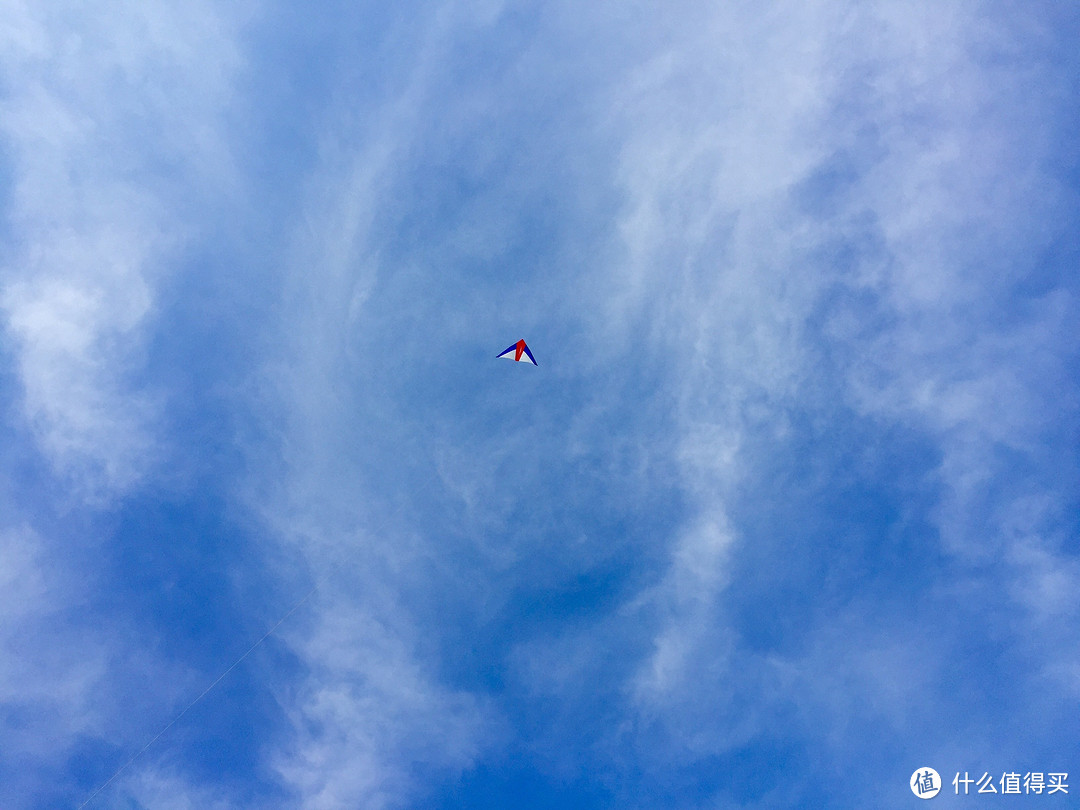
left=1, top=1, right=1076, bottom=807
left=1, top=0, right=241, bottom=495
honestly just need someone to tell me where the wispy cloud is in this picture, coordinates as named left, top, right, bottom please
left=274, top=588, right=489, bottom=809
left=0, top=523, right=107, bottom=807
left=0, top=0, right=241, bottom=495
left=549, top=0, right=1079, bottom=800
left=0, top=3, right=251, bottom=807
left=2, top=1, right=1076, bottom=807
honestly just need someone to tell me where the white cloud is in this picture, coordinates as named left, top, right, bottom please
left=236, top=2, right=1077, bottom=803
left=241, top=9, right=531, bottom=804
left=0, top=0, right=242, bottom=495
left=2, top=0, right=1065, bottom=804
left=0, top=3, right=262, bottom=806
left=275, top=589, right=488, bottom=810
left=0, top=524, right=109, bottom=808
left=576, top=0, right=1079, bottom=775
left=631, top=513, right=735, bottom=703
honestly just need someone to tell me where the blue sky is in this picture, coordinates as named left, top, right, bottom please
left=1, top=1, right=1078, bottom=808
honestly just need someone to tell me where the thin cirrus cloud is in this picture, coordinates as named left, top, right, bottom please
left=0, top=1, right=249, bottom=808
left=0, top=1, right=1077, bottom=808
left=584, top=1, right=1080, bottom=802
left=0, top=0, right=241, bottom=494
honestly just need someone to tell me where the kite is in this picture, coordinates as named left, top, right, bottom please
left=497, top=339, right=537, bottom=365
